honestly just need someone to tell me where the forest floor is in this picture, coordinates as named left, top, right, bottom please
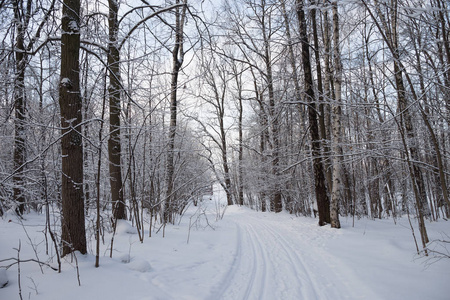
left=0, top=193, right=449, bottom=300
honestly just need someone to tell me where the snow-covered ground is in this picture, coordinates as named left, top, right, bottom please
left=0, top=196, right=449, bottom=300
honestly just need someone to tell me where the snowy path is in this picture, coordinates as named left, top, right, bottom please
left=1, top=204, right=449, bottom=300
left=215, top=209, right=372, bottom=300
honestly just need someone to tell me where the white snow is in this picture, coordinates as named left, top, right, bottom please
left=60, top=78, right=71, bottom=87
left=115, top=219, right=138, bottom=235
left=68, top=20, right=79, bottom=32
left=128, top=259, right=151, bottom=273
left=0, top=199, right=449, bottom=300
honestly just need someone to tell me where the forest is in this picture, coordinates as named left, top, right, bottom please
left=0, top=0, right=449, bottom=288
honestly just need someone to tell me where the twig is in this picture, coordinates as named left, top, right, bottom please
left=72, top=252, right=81, bottom=287
left=16, top=241, right=23, bottom=300
left=15, top=217, right=44, bottom=274
left=0, top=258, right=58, bottom=271
left=27, top=276, right=39, bottom=295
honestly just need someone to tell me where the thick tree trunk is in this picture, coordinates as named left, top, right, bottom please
left=296, top=0, right=330, bottom=225
left=108, top=0, right=126, bottom=221
left=59, top=0, right=86, bottom=256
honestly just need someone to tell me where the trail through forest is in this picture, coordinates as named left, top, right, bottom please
left=0, top=200, right=449, bottom=300
left=215, top=209, right=372, bottom=300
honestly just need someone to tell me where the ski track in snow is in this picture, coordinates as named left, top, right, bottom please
left=219, top=213, right=340, bottom=300
left=216, top=211, right=380, bottom=300
left=1, top=204, right=449, bottom=300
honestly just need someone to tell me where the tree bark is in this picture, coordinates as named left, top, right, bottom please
left=59, top=0, right=86, bottom=256
left=261, top=2, right=282, bottom=213
left=296, top=0, right=330, bottom=225
left=280, top=0, right=305, bottom=131
left=233, top=64, right=244, bottom=206
left=108, top=0, right=126, bottom=221
left=164, top=0, right=187, bottom=224
left=252, top=69, right=268, bottom=212
left=12, top=0, right=27, bottom=215
left=312, top=0, right=333, bottom=194
left=330, top=2, right=342, bottom=228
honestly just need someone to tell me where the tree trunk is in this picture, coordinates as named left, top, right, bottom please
left=261, top=5, right=282, bottom=213
left=234, top=65, right=244, bottom=206
left=221, top=125, right=233, bottom=206
left=330, top=2, right=342, bottom=228
left=389, top=5, right=429, bottom=245
left=59, top=0, right=86, bottom=256
left=108, top=0, right=126, bottom=221
left=280, top=0, right=306, bottom=133
left=313, top=0, right=333, bottom=194
left=164, top=0, right=187, bottom=224
left=252, top=71, right=268, bottom=212
left=367, top=0, right=429, bottom=245
left=13, top=0, right=27, bottom=215
left=435, top=0, right=450, bottom=126
left=296, top=0, right=330, bottom=225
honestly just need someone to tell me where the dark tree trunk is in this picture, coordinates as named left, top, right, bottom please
left=296, top=0, right=330, bottom=225
left=108, top=0, right=126, bottom=221
left=13, top=0, right=27, bottom=215
left=252, top=71, right=268, bottom=212
left=164, top=0, right=187, bottom=224
left=312, top=0, right=333, bottom=195
left=59, top=0, right=86, bottom=256
left=221, top=129, right=233, bottom=206
left=234, top=67, right=244, bottom=206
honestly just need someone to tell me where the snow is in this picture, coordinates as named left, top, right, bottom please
left=68, top=20, right=79, bottom=32
left=0, top=268, right=7, bottom=288
left=0, top=199, right=449, bottom=300
left=115, top=219, right=138, bottom=235
left=60, top=78, right=71, bottom=88
left=127, top=259, right=152, bottom=273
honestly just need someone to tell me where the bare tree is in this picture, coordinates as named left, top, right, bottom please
left=296, top=0, right=330, bottom=225
left=194, top=52, right=234, bottom=206
left=107, top=0, right=126, bottom=221
left=10, top=0, right=56, bottom=215
left=164, top=0, right=188, bottom=224
left=59, top=0, right=86, bottom=256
